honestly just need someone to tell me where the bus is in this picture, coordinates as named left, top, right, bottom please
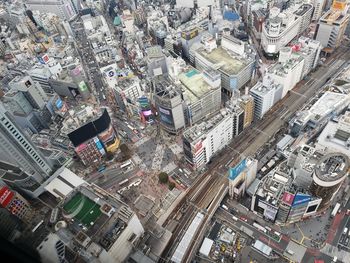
left=331, top=203, right=341, bottom=218
left=120, top=160, right=133, bottom=169
left=253, top=222, right=267, bottom=233
left=32, top=220, right=44, bottom=233
left=119, top=179, right=129, bottom=186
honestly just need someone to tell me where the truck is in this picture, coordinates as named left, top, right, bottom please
left=331, top=203, right=341, bottom=218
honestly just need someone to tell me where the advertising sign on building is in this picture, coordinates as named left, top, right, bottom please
left=229, top=159, right=246, bottom=180
left=282, top=192, right=295, bottom=206
left=0, top=187, right=14, bottom=208
left=79, top=81, right=88, bottom=92
left=263, top=203, right=278, bottom=221
left=292, top=193, right=311, bottom=207
left=55, top=98, right=63, bottom=109
left=93, top=137, right=106, bottom=155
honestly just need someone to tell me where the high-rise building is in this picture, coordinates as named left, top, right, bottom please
left=249, top=80, right=283, bottom=119
left=315, top=0, right=350, bottom=50
left=239, top=95, right=254, bottom=128
left=24, top=0, right=78, bottom=21
left=310, top=0, right=327, bottom=21
left=8, top=76, right=48, bottom=110
left=183, top=105, right=244, bottom=170
left=153, top=77, right=186, bottom=134
left=0, top=104, right=53, bottom=180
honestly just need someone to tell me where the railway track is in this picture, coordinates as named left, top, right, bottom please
left=160, top=52, right=350, bottom=262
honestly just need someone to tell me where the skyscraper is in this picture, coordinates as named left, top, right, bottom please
left=0, top=104, right=53, bottom=182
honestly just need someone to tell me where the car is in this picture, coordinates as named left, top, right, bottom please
left=240, top=216, right=248, bottom=222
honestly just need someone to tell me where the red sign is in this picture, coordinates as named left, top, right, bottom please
left=282, top=192, right=294, bottom=206
left=0, top=186, right=14, bottom=207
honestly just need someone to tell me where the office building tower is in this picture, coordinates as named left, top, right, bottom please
left=315, top=0, right=350, bottom=50
left=249, top=80, right=283, bottom=119
left=153, top=77, right=186, bottom=134
left=0, top=104, right=53, bottom=181
left=8, top=76, right=48, bottom=110
left=239, top=95, right=254, bottom=128
left=310, top=0, right=327, bottom=21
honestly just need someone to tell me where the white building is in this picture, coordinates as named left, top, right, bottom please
left=183, top=107, right=244, bottom=169
left=25, top=0, right=77, bottom=21
left=294, top=36, right=322, bottom=76
left=266, top=49, right=305, bottom=97
left=249, top=80, right=283, bottom=119
left=310, top=0, right=327, bottom=21
left=316, top=111, right=350, bottom=156
left=261, top=3, right=313, bottom=57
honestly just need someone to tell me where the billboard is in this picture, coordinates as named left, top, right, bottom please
left=38, top=54, right=50, bottom=64
left=94, top=137, right=106, bottom=155
left=55, top=98, right=63, bottom=109
left=282, top=192, right=295, bottom=206
left=292, top=193, right=311, bottom=207
left=263, top=203, right=278, bottom=221
left=0, top=186, right=14, bottom=207
left=143, top=110, right=152, bottom=116
left=79, top=81, right=88, bottom=92
left=159, top=106, right=174, bottom=125
left=229, top=159, right=246, bottom=180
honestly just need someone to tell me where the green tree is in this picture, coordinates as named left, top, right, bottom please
left=168, top=181, right=176, bottom=190
left=158, top=172, right=169, bottom=184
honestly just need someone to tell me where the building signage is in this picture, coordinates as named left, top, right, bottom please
left=0, top=187, right=14, bottom=207
left=94, top=137, right=106, bottom=155
left=159, top=107, right=170, bottom=115
left=55, top=98, right=63, bottom=109
left=228, top=159, right=246, bottom=180
left=282, top=192, right=295, bottom=206
left=264, top=203, right=278, bottom=221
left=292, top=193, right=311, bottom=206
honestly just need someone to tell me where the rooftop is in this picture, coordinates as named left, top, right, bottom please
left=250, top=81, right=282, bottom=96
left=196, top=46, right=249, bottom=75
left=183, top=109, right=231, bottom=143
left=316, top=113, right=350, bottom=157
left=314, top=152, right=349, bottom=182
left=178, top=68, right=217, bottom=104
left=297, top=91, right=350, bottom=124
left=268, top=56, right=304, bottom=76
